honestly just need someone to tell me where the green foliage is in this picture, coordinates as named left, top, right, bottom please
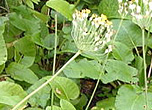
left=47, top=76, right=80, bottom=100
left=95, top=97, right=116, bottom=110
left=115, top=85, right=152, bottom=110
left=27, top=78, right=51, bottom=108
left=98, top=0, right=119, bottom=18
left=101, top=59, right=138, bottom=84
left=0, top=17, right=8, bottom=65
left=46, top=0, right=75, bottom=20
left=1, top=0, right=152, bottom=110
left=0, top=81, right=27, bottom=109
left=6, top=62, right=39, bottom=84
left=63, top=58, right=102, bottom=79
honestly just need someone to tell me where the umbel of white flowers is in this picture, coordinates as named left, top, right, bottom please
left=118, top=0, right=152, bottom=28
left=71, top=9, right=114, bottom=54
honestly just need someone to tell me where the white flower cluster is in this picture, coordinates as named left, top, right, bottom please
left=118, top=0, right=152, bottom=28
left=71, top=9, right=114, bottom=54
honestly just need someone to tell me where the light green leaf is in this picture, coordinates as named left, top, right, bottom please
left=63, top=59, right=102, bottom=79
left=6, top=62, right=39, bottom=84
left=31, top=0, right=40, bottom=4
left=25, top=0, right=34, bottom=9
left=101, top=60, right=138, bottom=84
left=95, top=97, right=116, bottom=110
left=115, top=85, right=152, bottom=110
left=27, top=78, right=51, bottom=108
left=46, top=0, right=75, bottom=20
left=112, top=19, right=142, bottom=49
left=46, top=106, right=62, bottom=110
left=60, top=99, right=76, bottom=110
left=0, top=81, right=27, bottom=107
left=0, top=17, right=8, bottom=65
left=46, top=76, right=80, bottom=100
left=112, top=42, right=134, bottom=63
left=98, top=0, right=119, bottom=18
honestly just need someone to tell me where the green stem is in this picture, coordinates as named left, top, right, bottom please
left=51, top=14, right=58, bottom=107
left=85, top=54, right=109, bottom=110
left=12, top=50, right=82, bottom=110
left=85, top=18, right=124, bottom=110
left=113, top=18, right=123, bottom=41
left=142, top=29, right=148, bottom=110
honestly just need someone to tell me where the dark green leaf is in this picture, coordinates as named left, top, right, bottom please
left=6, top=62, right=39, bottom=84
left=98, top=0, right=119, bottom=18
left=112, top=42, right=134, bottom=63
left=101, top=60, right=138, bottom=84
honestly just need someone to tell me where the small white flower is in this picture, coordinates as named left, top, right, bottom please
left=105, top=45, right=113, bottom=54
left=129, top=4, right=136, bottom=10
left=135, top=14, right=143, bottom=20
left=149, top=2, right=152, bottom=10
left=136, top=5, right=141, bottom=13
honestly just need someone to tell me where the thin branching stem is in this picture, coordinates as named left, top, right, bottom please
left=51, top=14, right=58, bottom=107
left=12, top=50, right=82, bottom=110
left=85, top=54, right=109, bottom=110
left=142, top=29, right=148, bottom=110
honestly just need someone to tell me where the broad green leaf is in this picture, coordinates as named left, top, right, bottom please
left=27, top=78, right=51, bottom=108
left=32, top=33, right=55, bottom=50
left=95, top=97, right=116, bottom=110
left=101, top=60, right=138, bottom=84
left=14, top=36, right=36, bottom=67
left=9, top=5, right=40, bottom=35
left=0, top=81, right=27, bottom=108
left=115, top=85, right=152, bottom=110
left=46, top=0, right=75, bottom=20
left=112, top=19, right=142, bottom=49
left=112, top=42, right=134, bottom=63
left=6, top=62, right=38, bottom=84
left=3, top=23, right=22, bottom=43
left=46, top=106, right=62, bottom=110
left=0, top=17, right=8, bottom=65
left=98, top=0, right=119, bottom=18
left=63, top=59, right=102, bottom=79
left=60, top=99, right=76, bottom=110
left=46, top=76, right=80, bottom=100
left=30, top=9, right=49, bottom=23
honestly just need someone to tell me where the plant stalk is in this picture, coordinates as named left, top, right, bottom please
left=51, top=14, right=58, bottom=107
left=12, top=50, right=82, bottom=110
left=142, top=29, right=148, bottom=110
left=85, top=18, right=124, bottom=110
